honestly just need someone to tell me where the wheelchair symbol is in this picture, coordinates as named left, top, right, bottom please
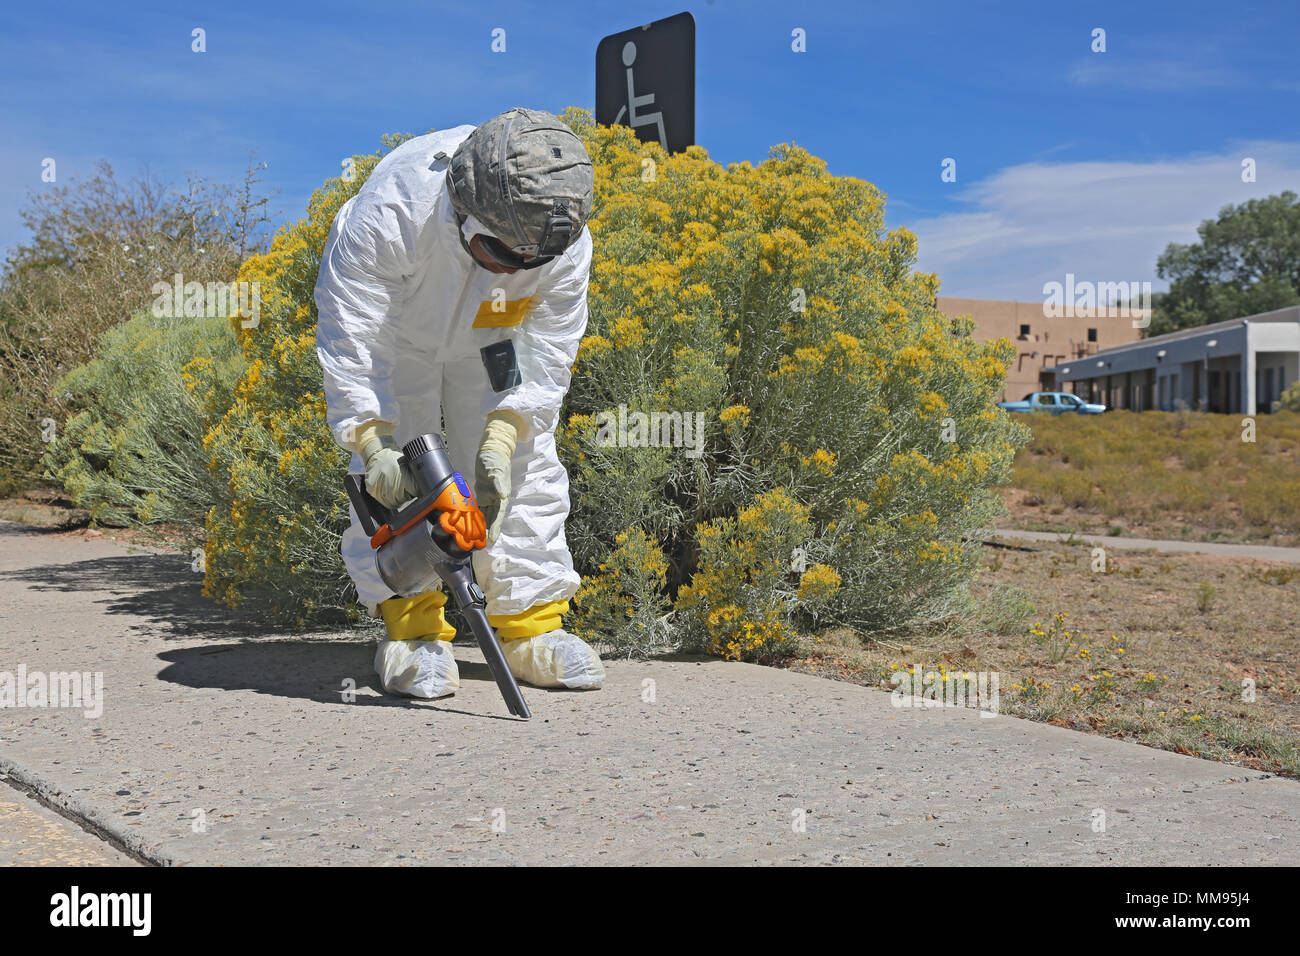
left=613, top=41, right=668, bottom=149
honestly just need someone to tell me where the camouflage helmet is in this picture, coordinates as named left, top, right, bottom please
left=446, top=107, right=593, bottom=266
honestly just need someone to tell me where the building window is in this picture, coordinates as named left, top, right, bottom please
left=1087, top=328, right=1097, bottom=342
left=1018, top=324, right=1030, bottom=339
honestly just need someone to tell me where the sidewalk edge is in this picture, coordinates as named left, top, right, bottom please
left=0, top=755, right=173, bottom=867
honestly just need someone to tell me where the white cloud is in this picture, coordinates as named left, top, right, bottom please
left=907, top=141, right=1300, bottom=301
left=1067, top=58, right=1242, bottom=91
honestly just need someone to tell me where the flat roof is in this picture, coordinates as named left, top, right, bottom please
left=1056, top=305, right=1300, bottom=362
left=1045, top=308, right=1300, bottom=374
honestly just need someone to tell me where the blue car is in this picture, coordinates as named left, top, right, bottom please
left=997, top=391, right=1106, bottom=414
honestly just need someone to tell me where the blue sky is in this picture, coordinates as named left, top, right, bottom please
left=3, top=0, right=1298, bottom=298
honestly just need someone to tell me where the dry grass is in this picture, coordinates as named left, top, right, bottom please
left=0, top=490, right=88, bottom=529
left=792, top=541, right=1300, bottom=777
left=998, top=409, right=1300, bottom=545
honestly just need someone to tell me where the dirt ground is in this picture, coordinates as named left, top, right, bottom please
left=792, top=540, right=1300, bottom=778
left=0, top=491, right=179, bottom=553
left=0, top=490, right=84, bottom=530
left=995, top=486, right=1300, bottom=547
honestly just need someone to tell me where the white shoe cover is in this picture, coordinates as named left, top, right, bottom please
left=375, top=639, right=459, bottom=699
left=502, top=629, right=605, bottom=689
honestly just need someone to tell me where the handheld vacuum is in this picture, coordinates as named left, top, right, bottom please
left=345, top=433, right=531, bottom=718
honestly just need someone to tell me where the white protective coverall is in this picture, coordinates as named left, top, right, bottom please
left=315, top=128, right=589, bottom=626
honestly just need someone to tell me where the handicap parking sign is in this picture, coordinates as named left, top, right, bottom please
left=596, top=11, right=695, bottom=154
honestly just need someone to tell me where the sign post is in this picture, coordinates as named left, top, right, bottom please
left=596, top=12, right=695, bottom=154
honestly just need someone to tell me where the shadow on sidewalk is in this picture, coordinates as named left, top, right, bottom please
left=0, top=549, right=328, bottom=640
left=156, top=642, right=532, bottom=720
left=1, top=526, right=674, bottom=719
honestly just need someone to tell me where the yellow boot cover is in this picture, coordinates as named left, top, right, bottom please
left=375, top=592, right=459, bottom=699
left=488, top=599, right=569, bottom=641
left=380, top=591, right=457, bottom=641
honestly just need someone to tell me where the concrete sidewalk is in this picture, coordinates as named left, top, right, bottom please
left=0, top=520, right=1295, bottom=865
left=985, top=528, right=1300, bottom=563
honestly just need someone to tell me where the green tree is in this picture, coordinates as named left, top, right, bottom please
left=1150, top=191, right=1300, bottom=336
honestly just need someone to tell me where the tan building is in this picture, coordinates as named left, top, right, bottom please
left=937, top=297, right=1145, bottom=402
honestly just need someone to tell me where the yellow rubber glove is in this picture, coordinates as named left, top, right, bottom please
left=475, top=410, right=524, bottom=544
left=355, top=420, right=417, bottom=509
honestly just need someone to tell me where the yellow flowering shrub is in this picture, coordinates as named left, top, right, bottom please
left=72, top=114, right=1027, bottom=648
left=42, top=311, right=244, bottom=537
left=559, top=109, right=1028, bottom=657
left=568, top=527, right=673, bottom=658
left=185, top=146, right=392, bottom=623
left=675, top=489, right=830, bottom=660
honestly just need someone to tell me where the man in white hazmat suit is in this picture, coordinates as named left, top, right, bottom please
left=315, top=107, right=605, bottom=699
